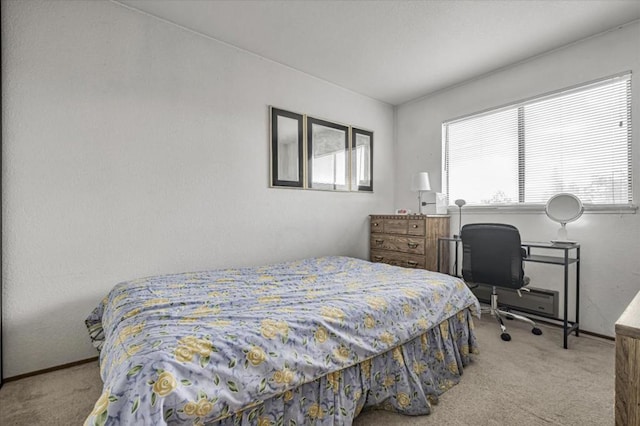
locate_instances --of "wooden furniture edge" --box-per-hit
[369,214,450,218]
[615,290,640,339]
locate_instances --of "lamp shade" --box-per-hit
[411,172,431,191]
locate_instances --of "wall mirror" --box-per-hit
[270,107,304,187]
[545,193,584,241]
[307,117,349,191]
[351,128,373,191]
[269,106,373,192]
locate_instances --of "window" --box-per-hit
[443,73,632,206]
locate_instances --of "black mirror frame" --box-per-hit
[270,107,304,188]
[306,116,350,191]
[351,127,374,192]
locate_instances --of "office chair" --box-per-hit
[461,223,543,342]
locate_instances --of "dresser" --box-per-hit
[369,214,450,272]
[615,290,640,426]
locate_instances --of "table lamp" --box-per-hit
[411,172,431,215]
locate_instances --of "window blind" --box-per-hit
[443,73,632,206]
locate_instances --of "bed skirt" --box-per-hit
[215,308,478,425]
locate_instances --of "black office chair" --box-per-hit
[461,223,543,341]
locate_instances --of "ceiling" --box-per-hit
[119,0,640,106]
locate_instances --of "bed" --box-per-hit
[85,256,480,425]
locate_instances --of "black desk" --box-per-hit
[437,237,580,349]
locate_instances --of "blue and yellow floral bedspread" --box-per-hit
[85,256,480,425]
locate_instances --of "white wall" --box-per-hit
[1,0,395,377]
[396,21,640,338]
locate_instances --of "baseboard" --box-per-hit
[3,356,99,383]
[533,318,615,341]
[576,329,615,341]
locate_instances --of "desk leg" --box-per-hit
[454,242,459,277]
[563,250,569,349]
[575,247,580,337]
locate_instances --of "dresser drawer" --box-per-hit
[407,219,425,236]
[370,217,384,233]
[370,235,425,255]
[370,216,424,236]
[370,250,426,269]
[384,218,408,235]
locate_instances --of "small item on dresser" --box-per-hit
[394,208,411,215]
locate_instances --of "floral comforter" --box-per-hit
[85,256,480,425]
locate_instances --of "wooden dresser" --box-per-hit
[369,214,450,272]
[615,290,640,426]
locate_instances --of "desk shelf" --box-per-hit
[525,255,579,265]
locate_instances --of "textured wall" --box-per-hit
[396,21,640,338]
[1,0,395,377]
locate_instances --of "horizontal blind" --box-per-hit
[443,73,632,206]
[524,76,631,204]
[446,108,519,204]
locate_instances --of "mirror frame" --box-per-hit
[270,107,304,188]
[351,127,373,192]
[545,193,584,224]
[306,116,350,191]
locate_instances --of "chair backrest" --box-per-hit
[461,223,526,289]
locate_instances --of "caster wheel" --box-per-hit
[500,333,511,341]
[532,327,543,335]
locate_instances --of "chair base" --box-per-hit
[485,289,543,341]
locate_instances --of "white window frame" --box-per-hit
[442,72,636,214]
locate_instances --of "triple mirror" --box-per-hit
[270,107,373,192]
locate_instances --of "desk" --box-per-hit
[437,237,580,349]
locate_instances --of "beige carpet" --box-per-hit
[0,314,614,425]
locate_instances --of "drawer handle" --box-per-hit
[407,243,419,249]
[373,256,383,261]
[373,223,380,227]
[412,224,418,228]
[375,239,384,244]
[407,261,418,267]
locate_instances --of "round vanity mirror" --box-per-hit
[545,193,584,224]
[545,193,583,242]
